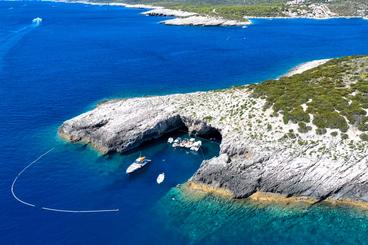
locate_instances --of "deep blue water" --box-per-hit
[1,1,368,244]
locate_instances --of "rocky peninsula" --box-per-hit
[59,56,368,206]
[142,7,251,26]
[53,1,251,26]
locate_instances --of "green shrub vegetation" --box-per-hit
[360,133,368,141]
[341,133,349,140]
[250,56,368,133]
[203,115,213,122]
[168,4,285,20]
[330,131,338,137]
[91,0,368,19]
[298,122,312,133]
[316,128,327,135]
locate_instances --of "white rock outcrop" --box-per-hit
[163,16,251,27]
[142,8,197,18]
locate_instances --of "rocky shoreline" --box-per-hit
[184,181,368,209]
[59,56,368,207]
[49,0,251,27]
[142,7,251,26]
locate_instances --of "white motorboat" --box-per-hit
[167,137,174,144]
[126,156,151,174]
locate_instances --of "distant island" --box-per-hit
[59,55,368,208]
[55,0,368,26]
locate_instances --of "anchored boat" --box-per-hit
[126,156,151,174]
[156,173,165,184]
[168,137,202,152]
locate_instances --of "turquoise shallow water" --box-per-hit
[156,188,368,245]
[1,1,368,244]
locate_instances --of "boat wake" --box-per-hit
[0,18,42,72]
[10,147,119,214]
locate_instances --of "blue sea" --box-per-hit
[1,1,368,244]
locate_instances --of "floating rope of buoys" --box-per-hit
[41,207,119,213]
[10,147,119,214]
[11,148,55,208]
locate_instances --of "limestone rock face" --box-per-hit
[192,143,368,201]
[58,95,218,154]
[59,98,184,154]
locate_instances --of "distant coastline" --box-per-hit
[45,0,251,27]
[44,0,368,27]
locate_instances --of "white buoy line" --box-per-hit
[10,147,119,213]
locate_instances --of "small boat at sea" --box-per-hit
[32,17,42,25]
[156,173,165,184]
[126,156,151,174]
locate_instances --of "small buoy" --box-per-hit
[156,173,165,184]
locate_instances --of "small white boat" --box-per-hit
[126,156,151,174]
[169,137,202,152]
[156,173,165,184]
[32,17,42,26]
[167,137,174,144]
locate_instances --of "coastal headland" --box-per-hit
[51,0,252,26]
[52,0,368,27]
[59,56,368,208]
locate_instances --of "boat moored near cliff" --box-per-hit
[169,137,202,152]
[126,156,152,174]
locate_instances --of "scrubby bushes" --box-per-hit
[360,133,368,141]
[313,112,349,132]
[341,133,349,140]
[251,56,368,134]
[169,4,285,20]
[316,128,327,135]
[298,122,312,133]
[358,116,368,131]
